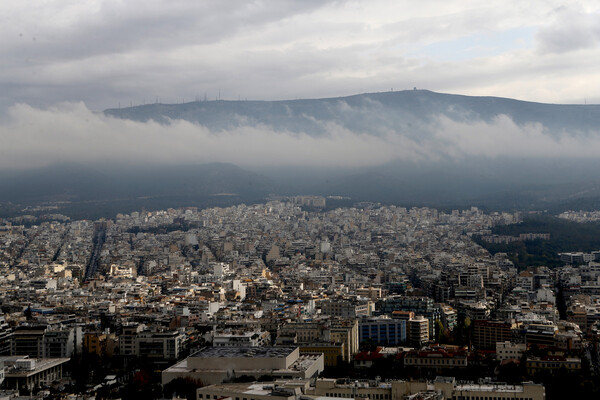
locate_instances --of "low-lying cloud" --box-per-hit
[1,102,600,170]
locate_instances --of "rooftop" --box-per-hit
[1,356,70,378]
[192,346,297,359]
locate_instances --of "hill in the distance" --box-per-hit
[4,90,600,219]
[105,90,600,136]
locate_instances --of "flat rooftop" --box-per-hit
[455,384,525,393]
[1,357,70,378]
[192,346,297,359]
[201,383,291,396]
[163,352,321,375]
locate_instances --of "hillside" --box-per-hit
[105,90,600,136]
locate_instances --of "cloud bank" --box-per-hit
[2,102,600,170]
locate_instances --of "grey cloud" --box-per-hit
[535,6,600,54]
[1,1,329,62]
[2,0,600,113]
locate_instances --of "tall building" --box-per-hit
[43,328,76,358]
[330,319,359,362]
[408,316,429,347]
[377,296,440,339]
[136,330,187,360]
[359,317,407,346]
[11,326,46,358]
[0,315,12,355]
[472,320,513,350]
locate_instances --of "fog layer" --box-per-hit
[2,98,600,170]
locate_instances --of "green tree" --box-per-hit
[163,377,204,400]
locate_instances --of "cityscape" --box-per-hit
[4,1,600,399]
[0,196,599,398]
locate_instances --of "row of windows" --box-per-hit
[325,392,390,399]
[453,396,534,400]
[528,362,580,368]
[198,394,259,400]
[361,325,405,332]
[405,358,466,366]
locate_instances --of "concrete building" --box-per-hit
[408,316,429,347]
[472,320,513,350]
[310,377,545,400]
[213,330,270,347]
[83,331,117,357]
[526,355,581,375]
[321,299,372,318]
[1,356,69,393]
[11,326,46,358]
[523,323,557,347]
[0,316,12,356]
[118,324,145,356]
[298,343,344,367]
[330,319,359,362]
[403,348,468,370]
[438,305,457,331]
[43,327,80,358]
[162,347,323,386]
[496,341,526,361]
[197,382,305,400]
[377,296,440,339]
[136,330,187,360]
[359,317,407,346]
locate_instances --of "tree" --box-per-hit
[24,305,32,320]
[360,338,377,352]
[163,377,204,400]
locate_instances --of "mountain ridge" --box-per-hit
[104,89,600,136]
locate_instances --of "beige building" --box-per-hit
[496,341,526,361]
[276,319,358,363]
[198,382,306,400]
[299,343,345,367]
[321,299,372,318]
[408,316,429,347]
[278,322,323,344]
[330,319,359,362]
[403,348,467,369]
[311,377,545,400]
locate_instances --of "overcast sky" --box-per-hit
[3,0,600,111]
[2,1,600,171]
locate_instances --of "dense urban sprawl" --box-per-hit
[0,198,598,399]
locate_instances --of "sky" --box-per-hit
[2,0,600,170]
[3,0,600,111]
